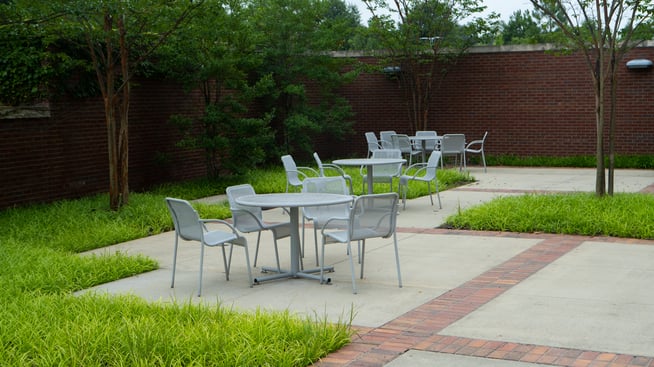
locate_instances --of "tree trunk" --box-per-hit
[118,15,130,205]
[106,99,120,210]
[607,52,618,195]
[595,58,606,197]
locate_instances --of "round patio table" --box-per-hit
[235,192,353,284]
[333,158,406,194]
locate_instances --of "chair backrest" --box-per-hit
[479,131,488,146]
[365,132,380,153]
[302,176,349,195]
[423,151,442,180]
[440,134,466,154]
[281,155,302,186]
[371,149,403,177]
[415,130,438,150]
[165,198,203,241]
[313,152,327,176]
[380,139,394,149]
[225,184,263,231]
[391,134,413,154]
[379,130,396,149]
[349,193,399,241]
[302,176,351,220]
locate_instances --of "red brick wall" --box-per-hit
[326,44,654,159]
[0,79,207,208]
[1,44,653,208]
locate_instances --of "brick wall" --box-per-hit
[326,43,654,159]
[1,44,653,209]
[0,79,207,208]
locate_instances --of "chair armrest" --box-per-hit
[322,163,349,177]
[403,162,426,173]
[200,219,239,234]
[465,139,483,149]
[320,216,350,233]
[229,208,267,227]
[297,166,319,177]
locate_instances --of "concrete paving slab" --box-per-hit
[385,350,551,367]
[464,167,653,193]
[441,241,654,357]
[82,231,538,327]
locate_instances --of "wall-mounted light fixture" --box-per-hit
[626,59,653,70]
[383,66,401,74]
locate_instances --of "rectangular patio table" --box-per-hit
[235,192,353,284]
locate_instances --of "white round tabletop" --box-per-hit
[235,193,353,208]
[332,158,406,166]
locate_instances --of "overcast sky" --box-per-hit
[349,0,534,23]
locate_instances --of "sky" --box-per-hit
[349,0,534,23]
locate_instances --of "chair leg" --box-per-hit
[392,233,402,288]
[171,235,179,288]
[301,217,306,258]
[436,180,442,209]
[253,232,262,267]
[312,227,320,266]
[320,237,327,284]
[272,237,281,272]
[359,240,366,280]
[400,182,407,210]
[242,243,253,287]
[198,243,205,297]
[427,181,433,206]
[222,245,230,281]
[347,241,358,294]
[232,237,253,287]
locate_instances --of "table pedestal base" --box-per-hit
[254,265,334,284]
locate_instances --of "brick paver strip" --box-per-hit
[314,230,654,367]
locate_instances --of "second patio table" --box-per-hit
[235,192,353,284]
[409,135,442,163]
[333,158,406,194]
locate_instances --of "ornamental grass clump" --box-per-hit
[446,192,654,239]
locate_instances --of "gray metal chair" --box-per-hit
[301,176,353,266]
[399,150,442,210]
[365,132,382,158]
[392,133,421,167]
[360,149,403,193]
[313,152,353,193]
[165,197,253,297]
[319,193,402,294]
[465,131,488,172]
[281,154,319,192]
[226,184,291,270]
[379,130,396,149]
[440,134,466,170]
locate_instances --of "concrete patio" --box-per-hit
[80,167,654,366]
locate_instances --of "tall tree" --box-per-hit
[528,0,654,196]
[362,0,499,133]
[155,0,275,177]
[248,0,359,158]
[500,8,567,44]
[8,0,203,210]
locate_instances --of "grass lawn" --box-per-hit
[445,192,654,239]
[0,167,471,366]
